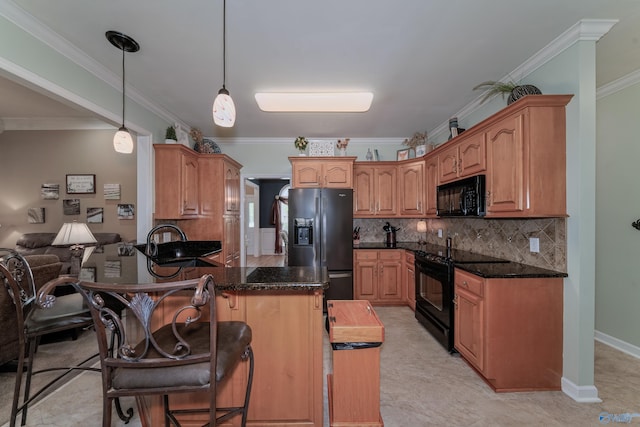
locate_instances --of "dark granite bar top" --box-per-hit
[354,241,567,279]
[84,244,328,291]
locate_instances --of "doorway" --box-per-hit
[241,175,290,267]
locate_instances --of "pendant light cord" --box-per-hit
[222,0,227,90]
[121,46,126,126]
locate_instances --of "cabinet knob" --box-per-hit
[453,295,458,307]
[462,281,469,287]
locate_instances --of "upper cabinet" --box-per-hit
[353,163,397,217]
[398,159,425,217]
[424,155,439,217]
[438,133,486,184]
[223,159,241,214]
[154,144,200,219]
[290,157,356,188]
[484,95,572,217]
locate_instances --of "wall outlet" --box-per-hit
[438,229,443,238]
[529,237,540,253]
[162,232,172,242]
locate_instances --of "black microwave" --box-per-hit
[436,175,486,217]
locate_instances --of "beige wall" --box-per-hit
[0,129,137,248]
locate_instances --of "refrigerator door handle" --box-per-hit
[321,194,327,266]
[329,272,352,279]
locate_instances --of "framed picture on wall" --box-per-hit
[66,174,96,194]
[87,207,104,223]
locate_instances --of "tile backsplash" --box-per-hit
[353,217,566,272]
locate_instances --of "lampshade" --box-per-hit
[213,0,235,127]
[213,87,236,127]
[417,220,427,233]
[113,126,134,153]
[52,222,97,247]
[106,31,139,153]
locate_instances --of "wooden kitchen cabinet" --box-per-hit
[404,250,416,310]
[289,156,356,188]
[354,249,404,304]
[353,163,397,217]
[178,154,243,267]
[424,155,439,217]
[154,144,200,219]
[484,95,572,217]
[398,159,425,217]
[438,133,486,184]
[453,268,563,392]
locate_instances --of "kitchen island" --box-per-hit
[83,244,328,427]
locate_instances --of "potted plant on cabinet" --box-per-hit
[473,80,541,105]
[165,126,177,144]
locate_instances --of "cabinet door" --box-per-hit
[438,145,459,184]
[292,161,323,188]
[458,134,486,178]
[224,161,241,214]
[353,166,375,216]
[354,260,377,300]
[181,152,200,216]
[323,161,353,188]
[404,252,416,311]
[454,286,484,371]
[486,113,525,214]
[399,161,425,216]
[424,155,438,217]
[378,251,403,302]
[223,215,240,267]
[374,166,397,216]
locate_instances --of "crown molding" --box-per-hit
[0,1,188,131]
[210,137,405,145]
[2,117,115,131]
[597,68,640,99]
[431,19,619,138]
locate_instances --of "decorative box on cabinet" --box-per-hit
[453,268,563,392]
[353,163,397,217]
[290,156,356,188]
[354,249,404,304]
[153,144,200,219]
[327,300,384,427]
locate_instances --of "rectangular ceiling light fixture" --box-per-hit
[254,92,373,112]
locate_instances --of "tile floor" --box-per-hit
[2,306,639,427]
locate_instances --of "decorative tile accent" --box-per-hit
[353,217,567,272]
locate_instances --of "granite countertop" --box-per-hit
[83,244,329,291]
[354,241,567,279]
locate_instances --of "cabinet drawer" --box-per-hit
[404,251,415,264]
[355,250,378,261]
[455,269,484,297]
[379,250,402,261]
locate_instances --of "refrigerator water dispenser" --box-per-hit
[294,218,313,245]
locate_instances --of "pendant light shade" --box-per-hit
[106,31,140,153]
[213,0,235,127]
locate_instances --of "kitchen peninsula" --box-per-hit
[83,243,328,427]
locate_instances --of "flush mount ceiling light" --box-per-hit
[254,92,374,112]
[213,0,236,127]
[106,30,139,154]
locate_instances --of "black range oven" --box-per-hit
[414,243,508,353]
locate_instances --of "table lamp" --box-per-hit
[52,221,97,275]
[417,220,427,245]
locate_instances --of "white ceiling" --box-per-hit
[1,0,640,140]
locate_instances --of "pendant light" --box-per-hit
[106,31,140,153]
[213,0,236,127]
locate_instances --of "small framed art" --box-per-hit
[66,174,96,194]
[397,148,410,161]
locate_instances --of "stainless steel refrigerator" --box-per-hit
[288,188,353,307]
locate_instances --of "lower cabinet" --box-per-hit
[354,249,404,305]
[139,290,324,426]
[453,268,563,392]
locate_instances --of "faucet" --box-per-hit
[145,224,187,257]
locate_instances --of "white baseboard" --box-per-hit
[594,330,640,359]
[561,377,601,403]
